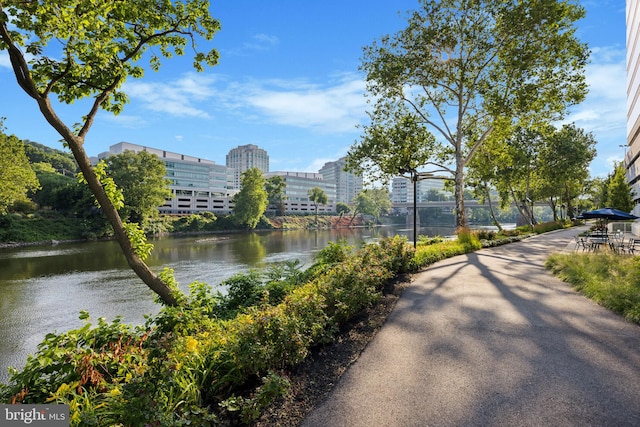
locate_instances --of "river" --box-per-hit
[0,225,457,382]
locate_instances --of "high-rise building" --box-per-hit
[627,0,640,217]
[96,142,235,214]
[318,157,363,204]
[226,144,269,189]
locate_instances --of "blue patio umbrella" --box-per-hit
[579,207,638,221]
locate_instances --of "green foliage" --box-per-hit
[0,126,40,214]
[265,175,287,216]
[123,222,154,261]
[24,141,77,174]
[546,252,640,324]
[606,163,635,213]
[336,202,351,216]
[104,150,173,225]
[456,227,482,250]
[356,0,588,227]
[233,168,269,229]
[1,236,418,424]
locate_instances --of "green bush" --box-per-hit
[1,236,417,425]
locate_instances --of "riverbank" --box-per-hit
[0,213,367,248]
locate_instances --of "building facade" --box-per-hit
[318,157,363,204]
[391,176,448,205]
[265,171,337,213]
[627,0,640,217]
[96,142,235,214]
[226,144,269,189]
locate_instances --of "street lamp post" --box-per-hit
[411,171,434,248]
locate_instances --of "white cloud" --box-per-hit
[241,77,367,133]
[565,46,626,137]
[123,73,217,118]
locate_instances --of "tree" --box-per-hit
[0,125,40,214]
[357,0,588,228]
[537,124,596,220]
[607,164,635,213]
[104,151,172,225]
[233,168,268,229]
[367,188,392,223]
[336,202,351,218]
[0,1,220,305]
[308,187,328,226]
[265,175,287,216]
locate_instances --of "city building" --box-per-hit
[318,157,363,203]
[265,171,337,213]
[391,176,448,205]
[226,144,269,189]
[95,142,235,214]
[627,0,640,217]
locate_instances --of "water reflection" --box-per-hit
[0,225,454,382]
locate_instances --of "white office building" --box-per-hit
[96,142,235,214]
[265,171,337,213]
[391,176,447,205]
[318,157,363,204]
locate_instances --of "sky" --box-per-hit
[0,0,628,178]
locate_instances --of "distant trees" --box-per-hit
[265,175,287,216]
[0,125,40,214]
[24,141,77,175]
[606,164,635,213]
[233,168,268,229]
[104,151,172,225]
[352,189,392,224]
[308,187,328,226]
[355,0,589,228]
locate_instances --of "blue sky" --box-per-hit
[0,0,627,178]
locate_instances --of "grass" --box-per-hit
[546,251,640,324]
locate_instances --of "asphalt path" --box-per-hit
[302,227,640,427]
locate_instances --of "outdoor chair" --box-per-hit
[610,233,625,254]
[627,239,640,255]
[574,235,589,252]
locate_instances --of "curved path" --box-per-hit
[302,227,640,426]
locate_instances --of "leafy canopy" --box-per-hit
[233,168,268,229]
[0,123,40,214]
[0,0,220,116]
[352,0,589,227]
[104,150,173,225]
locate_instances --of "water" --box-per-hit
[0,225,456,382]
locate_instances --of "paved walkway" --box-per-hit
[302,227,640,427]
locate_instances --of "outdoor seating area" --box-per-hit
[575,230,640,254]
[573,207,640,254]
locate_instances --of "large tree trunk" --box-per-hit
[37,100,180,306]
[484,184,503,232]
[455,157,467,229]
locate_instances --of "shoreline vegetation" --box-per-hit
[0,212,370,248]
[3,220,638,426]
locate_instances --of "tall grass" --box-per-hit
[546,252,640,324]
